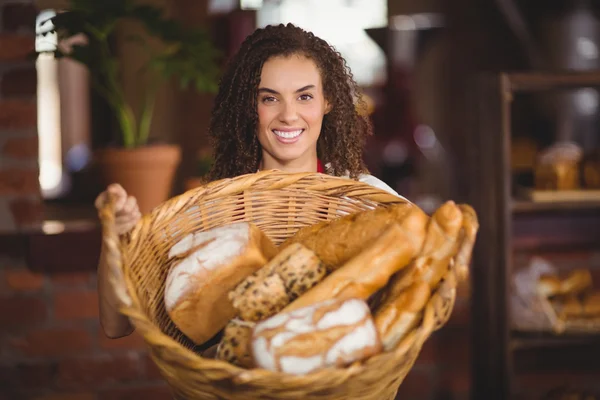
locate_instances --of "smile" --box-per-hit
[273,129,304,139]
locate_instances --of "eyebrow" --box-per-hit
[258,85,316,95]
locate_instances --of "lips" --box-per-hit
[272,129,304,143]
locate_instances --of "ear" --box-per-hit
[324,101,332,114]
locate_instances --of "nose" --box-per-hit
[278,100,299,123]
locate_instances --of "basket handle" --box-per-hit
[98,191,133,308]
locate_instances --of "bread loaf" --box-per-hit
[216,318,255,368]
[372,201,465,350]
[374,281,430,351]
[229,243,327,322]
[279,203,426,270]
[583,291,600,316]
[282,222,424,313]
[537,269,592,298]
[164,222,278,344]
[251,298,382,375]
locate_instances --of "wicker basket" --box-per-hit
[99,170,476,400]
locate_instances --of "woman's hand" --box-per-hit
[94,184,141,235]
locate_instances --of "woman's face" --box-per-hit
[256,54,330,169]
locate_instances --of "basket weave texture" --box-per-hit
[99,170,477,400]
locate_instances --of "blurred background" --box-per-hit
[1,0,600,399]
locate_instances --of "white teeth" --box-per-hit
[273,129,303,139]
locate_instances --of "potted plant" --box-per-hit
[46,0,220,213]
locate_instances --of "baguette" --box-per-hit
[374,281,431,351]
[279,203,426,270]
[282,221,425,313]
[373,201,464,350]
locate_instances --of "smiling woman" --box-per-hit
[95,22,404,340]
[256,54,331,173]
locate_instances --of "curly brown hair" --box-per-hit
[206,23,372,182]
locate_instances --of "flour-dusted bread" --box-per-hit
[216,318,255,368]
[251,298,382,375]
[279,203,427,271]
[229,243,327,322]
[164,222,278,345]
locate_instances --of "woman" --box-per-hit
[96,23,404,339]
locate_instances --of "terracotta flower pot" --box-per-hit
[95,144,182,214]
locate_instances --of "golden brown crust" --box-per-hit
[374,281,430,351]
[167,223,277,345]
[279,203,423,270]
[282,221,425,313]
[216,319,255,368]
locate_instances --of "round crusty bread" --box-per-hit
[164,222,278,345]
[251,298,382,375]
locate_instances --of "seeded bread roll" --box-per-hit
[229,243,327,322]
[164,222,278,345]
[251,298,382,375]
[279,203,426,270]
[216,318,255,368]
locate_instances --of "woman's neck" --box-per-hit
[259,153,318,173]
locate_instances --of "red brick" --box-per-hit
[0,168,39,195]
[3,269,44,291]
[32,394,96,400]
[0,296,47,329]
[393,367,434,399]
[0,67,37,97]
[9,197,44,227]
[54,290,99,320]
[0,99,36,129]
[0,34,34,61]
[50,272,92,287]
[2,136,38,159]
[98,327,147,351]
[2,4,37,32]
[9,327,92,357]
[0,362,55,389]
[56,353,141,389]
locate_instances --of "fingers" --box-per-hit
[107,184,128,211]
[118,196,139,218]
[94,184,129,212]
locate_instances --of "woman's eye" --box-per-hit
[298,94,313,101]
[262,96,277,103]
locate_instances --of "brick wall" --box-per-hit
[0,258,173,400]
[0,1,44,232]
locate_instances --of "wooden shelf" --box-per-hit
[512,199,600,213]
[468,71,600,399]
[507,71,600,92]
[510,331,600,351]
